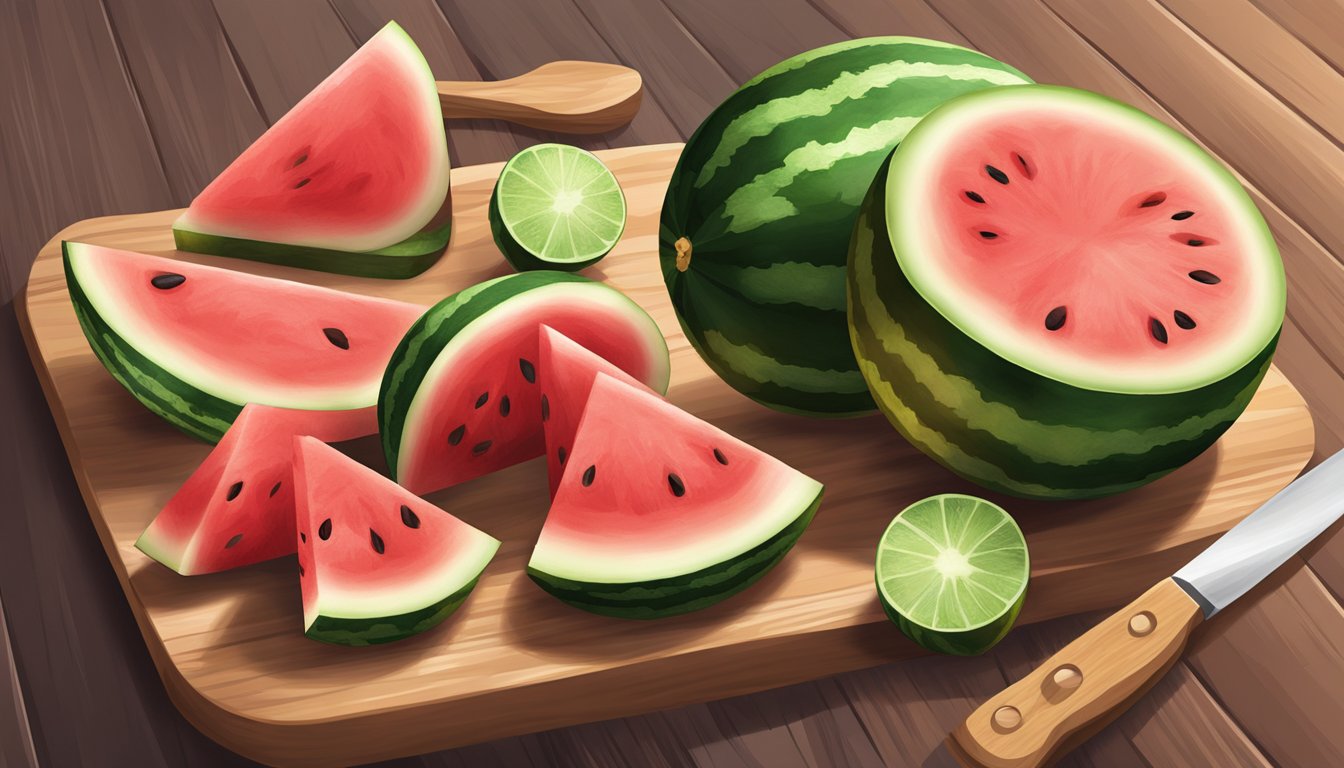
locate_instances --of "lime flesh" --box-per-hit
[876,494,1029,655]
[491,143,626,271]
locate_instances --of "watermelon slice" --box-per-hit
[65,242,425,442]
[173,22,451,278]
[380,272,670,495]
[528,374,823,618]
[135,404,372,575]
[295,437,499,646]
[537,325,650,496]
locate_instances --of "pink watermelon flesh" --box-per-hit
[396,300,668,495]
[294,437,499,645]
[537,325,649,497]
[71,243,425,412]
[136,404,373,575]
[174,23,448,253]
[530,373,823,588]
[928,106,1257,373]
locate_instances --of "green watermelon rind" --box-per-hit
[172,219,451,280]
[488,187,609,274]
[305,574,483,647]
[64,242,239,442]
[379,271,670,481]
[877,572,1026,657]
[659,36,1033,418]
[527,490,821,619]
[847,154,1279,500]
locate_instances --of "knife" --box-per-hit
[947,449,1344,768]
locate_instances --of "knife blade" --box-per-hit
[947,450,1344,768]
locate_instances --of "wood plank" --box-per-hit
[101,0,268,202]
[657,0,849,84]
[435,0,680,147]
[705,680,885,767]
[1249,0,1344,76]
[1187,562,1344,767]
[1158,0,1344,145]
[329,0,522,166]
[0,597,38,768]
[17,144,1314,766]
[808,0,964,43]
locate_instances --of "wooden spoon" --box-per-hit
[437,61,642,134]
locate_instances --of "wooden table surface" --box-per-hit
[2,1,1342,766]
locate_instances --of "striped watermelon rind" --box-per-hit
[660,37,1032,417]
[528,491,821,619]
[848,153,1279,500]
[306,574,482,646]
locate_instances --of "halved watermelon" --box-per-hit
[295,437,499,646]
[528,374,823,618]
[173,22,451,278]
[537,325,650,496]
[65,242,425,442]
[136,404,372,575]
[380,272,670,495]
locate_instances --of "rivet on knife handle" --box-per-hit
[947,579,1203,768]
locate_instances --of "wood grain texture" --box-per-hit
[949,579,1204,768]
[435,61,643,133]
[0,598,38,768]
[17,145,1313,766]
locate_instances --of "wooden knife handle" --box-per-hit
[947,578,1203,768]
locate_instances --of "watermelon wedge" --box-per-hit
[295,437,499,646]
[537,325,650,496]
[173,22,451,278]
[135,404,372,575]
[380,272,670,495]
[529,374,823,618]
[65,242,425,442]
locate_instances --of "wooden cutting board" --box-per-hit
[17,143,1315,768]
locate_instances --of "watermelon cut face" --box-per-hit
[173,22,451,278]
[661,37,1031,417]
[529,374,823,618]
[848,85,1285,499]
[537,325,649,496]
[295,437,499,646]
[380,272,670,495]
[65,242,425,442]
[136,404,372,575]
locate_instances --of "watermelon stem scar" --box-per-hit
[674,237,692,272]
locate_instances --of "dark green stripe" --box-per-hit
[306,575,480,646]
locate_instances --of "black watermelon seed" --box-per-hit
[1186,238,1205,247]
[965,190,985,204]
[299,563,305,577]
[541,394,550,422]
[318,519,332,541]
[370,529,385,555]
[1139,192,1166,208]
[1172,210,1194,220]
[582,465,596,487]
[300,532,306,543]
[475,392,489,409]
[499,395,511,417]
[1150,317,1169,344]
[668,473,686,497]
[150,273,186,290]
[323,327,349,349]
[520,358,536,383]
[269,481,282,497]
[1189,270,1221,284]
[293,153,308,166]
[295,177,311,189]
[1015,153,1033,178]
[472,440,492,456]
[226,481,243,501]
[979,231,998,240]
[714,448,729,465]
[448,424,466,446]
[1045,306,1068,331]
[225,533,243,549]
[1174,310,1197,330]
[986,165,1009,184]
[558,446,567,465]
[401,504,420,529]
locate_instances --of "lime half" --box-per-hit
[876,494,1029,656]
[489,143,626,272]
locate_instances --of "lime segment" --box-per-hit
[875,494,1029,655]
[490,144,626,272]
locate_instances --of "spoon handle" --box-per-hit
[437,61,642,134]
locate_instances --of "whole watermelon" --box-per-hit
[660,38,1031,417]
